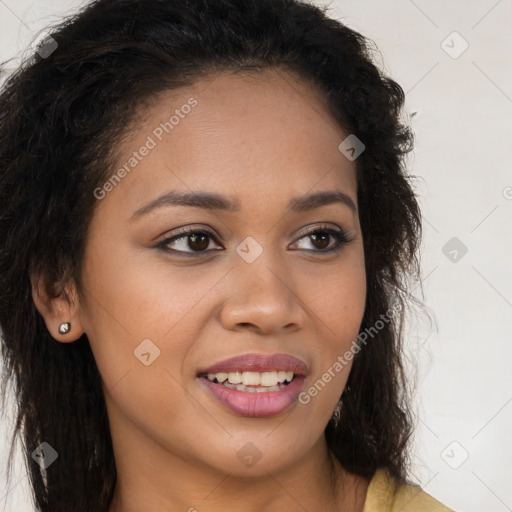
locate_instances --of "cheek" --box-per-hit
[79,242,219,343]
[304,247,366,346]
[78,248,237,424]
[79,260,214,450]
[296,248,366,411]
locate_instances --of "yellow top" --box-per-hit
[362,468,455,512]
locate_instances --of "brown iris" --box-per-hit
[310,232,330,250]
[188,233,210,251]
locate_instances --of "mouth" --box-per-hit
[197,353,308,418]
[198,369,297,393]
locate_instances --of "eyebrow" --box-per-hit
[130,189,356,220]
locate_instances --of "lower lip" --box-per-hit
[199,376,306,418]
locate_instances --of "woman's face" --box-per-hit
[77,69,366,477]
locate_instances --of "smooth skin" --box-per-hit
[32,68,369,511]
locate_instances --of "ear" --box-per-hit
[31,273,85,343]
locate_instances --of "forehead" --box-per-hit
[96,68,357,217]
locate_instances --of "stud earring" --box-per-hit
[58,322,71,335]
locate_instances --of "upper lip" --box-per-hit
[198,353,309,376]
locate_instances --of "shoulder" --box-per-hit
[362,467,456,512]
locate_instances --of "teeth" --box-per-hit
[242,371,260,386]
[227,372,242,384]
[277,371,287,382]
[207,372,228,383]
[260,372,278,386]
[205,370,295,387]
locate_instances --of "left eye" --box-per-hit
[291,227,350,252]
[158,226,350,256]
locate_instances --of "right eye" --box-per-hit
[157,227,224,256]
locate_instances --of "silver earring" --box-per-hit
[58,322,71,334]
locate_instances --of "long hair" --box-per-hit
[0,1,422,510]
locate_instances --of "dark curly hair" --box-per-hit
[0,0,422,510]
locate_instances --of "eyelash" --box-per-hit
[156,224,352,257]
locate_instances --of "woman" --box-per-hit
[0,0,455,510]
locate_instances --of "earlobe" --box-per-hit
[30,273,85,342]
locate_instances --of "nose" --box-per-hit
[217,250,306,335]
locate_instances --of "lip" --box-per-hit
[197,353,309,376]
[199,374,306,418]
[197,353,309,418]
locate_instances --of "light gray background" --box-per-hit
[0,1,511,511]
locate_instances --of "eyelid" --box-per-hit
[154,224,219,242]
[293,222,344,240]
